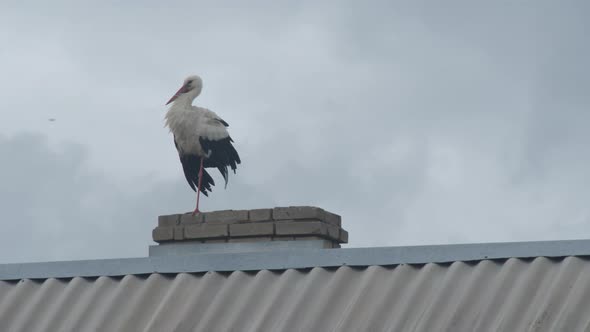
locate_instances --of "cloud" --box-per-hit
[0,132,283,263]
[0,1,589,262]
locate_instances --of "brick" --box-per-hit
[152,227,174,242]
[248,208,273,222]
[323,211,342,226]
[274,218,314,223]
[339,229,349,243]
[275,221,328,236]
[173,226,184,240]
[273,206,324,221]
[273,206,341,226]
[204,210,249,224]
[326,225,341,241]
[229,236,273,243]
[185,224,228,239]
[230,223,274,237]
[158,214,180,227]
[180,213,204,225]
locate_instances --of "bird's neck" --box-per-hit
[172,93,196,108]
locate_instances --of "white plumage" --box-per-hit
[164,75,241,214]
[165,106,229,155]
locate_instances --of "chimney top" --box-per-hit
[150,206,348,256]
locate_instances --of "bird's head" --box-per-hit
[166,75,203,105]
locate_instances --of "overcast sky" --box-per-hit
[0,1,588,263]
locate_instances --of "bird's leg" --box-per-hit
[192,157,205,216]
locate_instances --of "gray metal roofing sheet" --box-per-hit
[3,240,590,331]
[3,239,590,280]
[1,257,590,331]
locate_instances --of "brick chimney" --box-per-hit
[150,206,348,256]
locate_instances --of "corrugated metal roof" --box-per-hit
[2,256,590,331]
[4,239,590,280]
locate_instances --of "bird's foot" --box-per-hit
[192,208,201,216]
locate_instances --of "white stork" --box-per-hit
[164,75,241,215]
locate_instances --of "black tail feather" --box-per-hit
[179,154,215,196]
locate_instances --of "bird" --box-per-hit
[164,75,241,215]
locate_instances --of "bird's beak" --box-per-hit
[165,83,190,105]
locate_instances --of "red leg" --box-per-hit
[192,158,205,216]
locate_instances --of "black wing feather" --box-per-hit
[200,136,241,188]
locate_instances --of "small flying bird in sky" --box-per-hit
[164,75,241,215]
